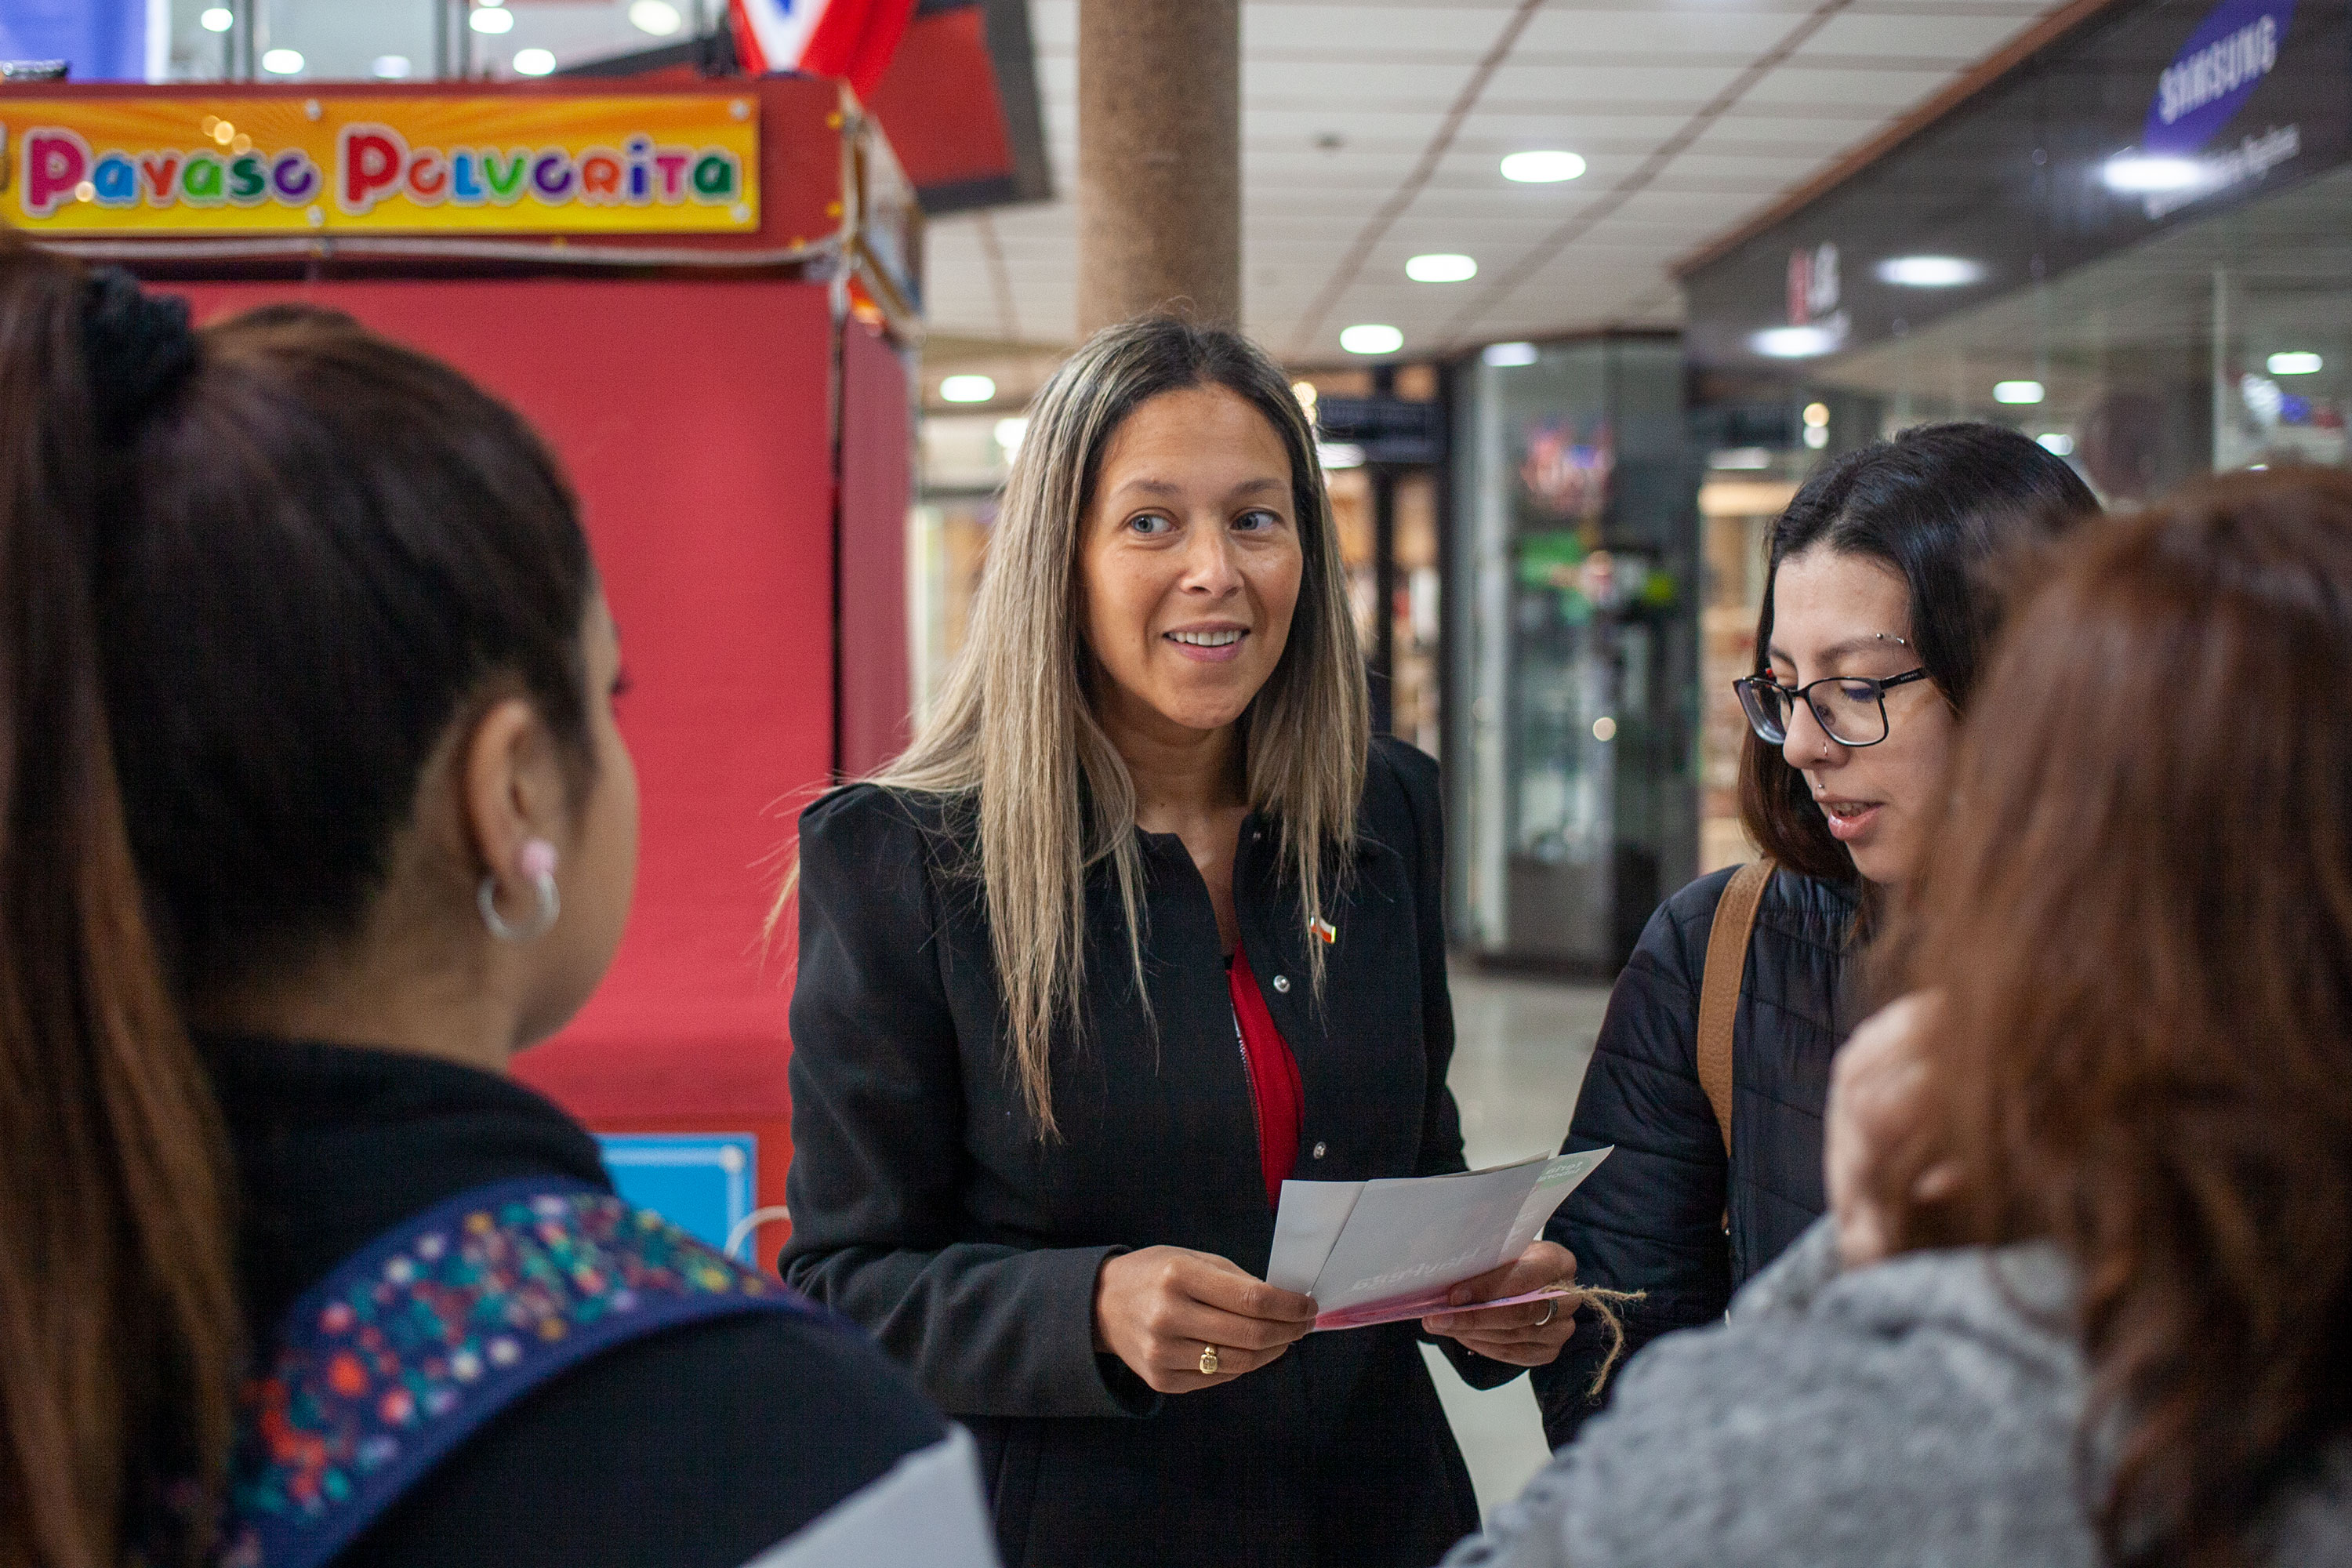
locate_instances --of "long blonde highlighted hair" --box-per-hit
[877,317,1368,1136]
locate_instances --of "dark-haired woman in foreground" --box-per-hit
[0,240,993,1567]
[1452,470,2352,1566]
[1537,424,2096,1442]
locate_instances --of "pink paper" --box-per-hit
[1312,1283,1578,1333]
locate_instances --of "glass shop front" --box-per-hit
[1446,336,1700,970]
[1682,0,2352,869]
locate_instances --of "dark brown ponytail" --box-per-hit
[0,238,238,1566]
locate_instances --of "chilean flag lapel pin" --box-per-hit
[1309,916,1338,946]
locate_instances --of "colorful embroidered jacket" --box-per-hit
[221,1178,818,1568]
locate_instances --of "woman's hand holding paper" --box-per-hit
[1419,1240,1581,1366]
[1093,1245,1319,1393]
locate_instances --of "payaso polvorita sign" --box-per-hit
[0,95,760,235]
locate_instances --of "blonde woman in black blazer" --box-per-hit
[781,318,1577,1568]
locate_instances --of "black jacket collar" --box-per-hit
[201,1035,609,1335]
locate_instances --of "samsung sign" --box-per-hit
[2147,0,2294,152]
[1681,0,2350,373]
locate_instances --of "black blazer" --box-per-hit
[1532,864,1860,1447]
[781,738,1512,1568]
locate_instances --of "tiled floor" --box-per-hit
[1417,963,1611,1520]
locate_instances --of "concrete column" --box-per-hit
[1076,0,1241,334]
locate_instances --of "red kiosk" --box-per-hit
[2,76,922,1264]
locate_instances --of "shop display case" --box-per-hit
[1447,336,1699,970]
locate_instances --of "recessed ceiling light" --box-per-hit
[1340,324,1403,355]
[1994,380,2045,405]
[372,54,412,78]
[1406,252,1477,283]
[260,48,303,73]
[1501,150,1585,183]
[199,6,233,31]
[2037,433,2075,455]
[630,0,684,35]
[1482,342,1538,367]
[2102,153,2201,192]
[939,375,996,404]
[1317,442,1366,470]
[470,6,514,32]
[1802,402,1829,427]
[513,48,556,74]
[2268,351,2323,375]
[1750,325,1840,359]
[1875,256,1985,288]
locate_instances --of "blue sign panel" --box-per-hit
[597,1134,757,1257]
[2146,0,2296,155]
[0,0,153,82]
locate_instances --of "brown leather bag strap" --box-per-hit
[1695,860,1774,1158]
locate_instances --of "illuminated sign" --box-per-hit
[0,94,760,235]
[2147,0,2294,154]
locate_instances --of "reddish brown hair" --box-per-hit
[0,247,238,1563]
[1884,470,2352,1566]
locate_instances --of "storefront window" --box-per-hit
[1682,0,2352,875]
[1449,336,1697,967]
[1325,465,1443,760]
[1820,161,2351,502]
[152,0,703,83]
[910,412,1008,724]
[1691,161,2352,871]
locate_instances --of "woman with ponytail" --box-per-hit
[0,237,996,1568]
[0,233,239,1568]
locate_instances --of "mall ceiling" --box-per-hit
[921,0,2085,368]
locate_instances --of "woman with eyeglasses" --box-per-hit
[1449,466,2352,1568]
[1532,423,2097,1446]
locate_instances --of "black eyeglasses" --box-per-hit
[1733,668,1931,748]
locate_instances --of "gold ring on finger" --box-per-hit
[1199,1343,1221,1376]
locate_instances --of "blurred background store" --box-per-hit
[11,0,2347,1514]
[16,0,2338,971]
[898,0,2352,971]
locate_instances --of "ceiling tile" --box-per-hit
[918,0,2081,356]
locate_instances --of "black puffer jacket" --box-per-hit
[1532,864,1861,1446]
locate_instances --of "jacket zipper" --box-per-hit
[1231,1004,1265,1154]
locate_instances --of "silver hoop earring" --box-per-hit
[478,850,560,942]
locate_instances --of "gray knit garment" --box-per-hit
[1445,1219,2352,1568]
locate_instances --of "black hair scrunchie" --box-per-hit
[81,267,198,442]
